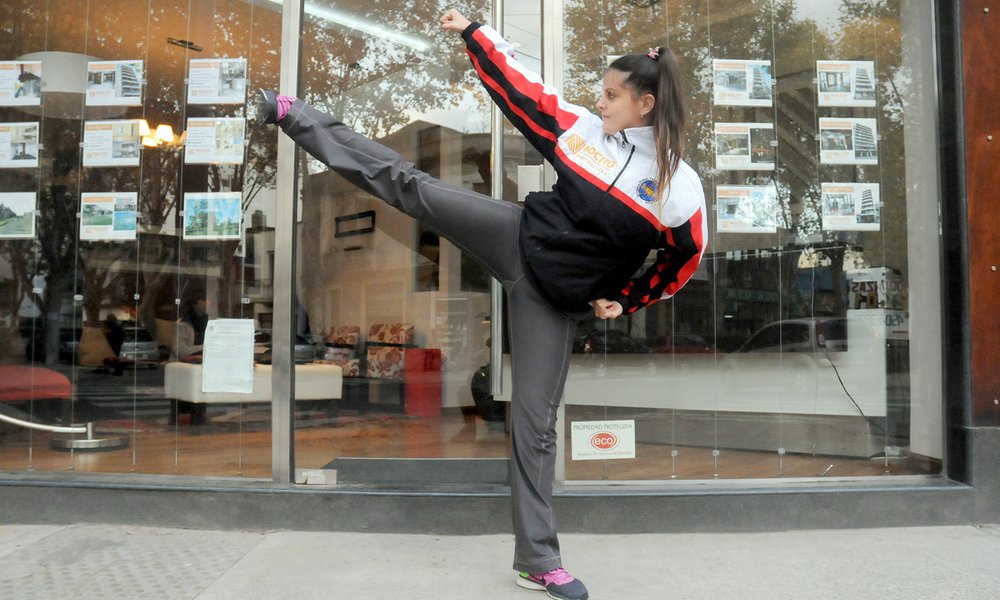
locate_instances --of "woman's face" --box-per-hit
[596,69,654,136]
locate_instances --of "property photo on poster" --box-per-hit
[819,118,878,165]
[80,192,138,240]
[715,123,775,170]
[0,122,39,168]
[0,192,36,238]
[713,59,773,106]
[86,60,143,106]
[183,192,242,240]
[0,61,41,106]
[187,58,247,104]
[817,60,877,107]
[83,120,142,167]
[716,185,778,233]
[184,118,245,164]
[821,183,880,231]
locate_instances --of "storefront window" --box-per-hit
[556,0,943,480]
[0,0,281,476]
[291,0,516,483]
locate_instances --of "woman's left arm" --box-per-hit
[441,10,591,162]
[614,207,707,316]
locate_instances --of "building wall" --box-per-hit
[964,2,1000,426]
[962,0,1000,523]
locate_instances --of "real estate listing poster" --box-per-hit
[716,185,778,233]
[714,123,775,170]
[0,192,36,239]
[0,122,40,168]
[816,60,877,107]
[819,118,879,165]
[821,183,880,231]
[86,60,144,106]
[713,59,773,107]
[187,58,247,104]
[80,192,138,241]
[183,192,242,240]
[83,120,142,167]
[184,118,245,164]
[0,61,42,106]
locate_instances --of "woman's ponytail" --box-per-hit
[652,47,685,197]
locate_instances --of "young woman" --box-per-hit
[256,9,706,599]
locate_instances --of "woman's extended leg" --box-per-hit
[279,100,522,282]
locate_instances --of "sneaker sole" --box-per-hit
[253,88,278,127]
[516,572,588,600]
[515,574,546,592]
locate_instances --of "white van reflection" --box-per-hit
[716,313,894,443]
[736,318,848,354]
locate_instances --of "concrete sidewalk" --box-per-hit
[1,524,998,599]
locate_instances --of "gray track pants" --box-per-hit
[281,101,582,573]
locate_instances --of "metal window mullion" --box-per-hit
[488,0,506,398]
[541,0,566,485]
[272,0,304,484]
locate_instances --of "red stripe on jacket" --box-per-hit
[467,50,557,142]
[663,207,705,297]
[468,28,580,136]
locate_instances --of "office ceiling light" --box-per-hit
[154,124,175,144]
[142,123,180,147]
[268,1,431,52]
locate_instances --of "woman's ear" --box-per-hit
[640,93,655,117]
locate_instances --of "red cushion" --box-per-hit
[0,365,72,402]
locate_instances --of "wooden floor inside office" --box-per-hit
[0,408,932,481]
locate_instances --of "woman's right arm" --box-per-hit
[440,9,592,162]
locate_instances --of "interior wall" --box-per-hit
[298,124,490,409]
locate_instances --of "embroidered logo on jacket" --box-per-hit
[564,134,617,170]
[566,134,587,154]
[636,179,658,203]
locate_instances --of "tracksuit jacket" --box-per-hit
[463,22,708,315]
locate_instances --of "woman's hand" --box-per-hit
[590,299,623,320]
[439,9,471,33]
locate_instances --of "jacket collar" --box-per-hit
[611,125,655,148]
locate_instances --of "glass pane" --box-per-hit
[0,0,281,477]
[292,0,514,485]
[560,0,941,481]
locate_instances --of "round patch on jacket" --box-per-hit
[636,179,657,203]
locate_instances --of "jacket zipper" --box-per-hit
[606,144,636,193]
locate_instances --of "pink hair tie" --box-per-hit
[647,48,660,60]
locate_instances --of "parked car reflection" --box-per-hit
[119,327,161,363]
[650,333,714,354]
[737,318,848,353]
[573,326,652,354]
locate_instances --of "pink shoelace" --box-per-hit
[276,95,295,121]
[538,568,575,585]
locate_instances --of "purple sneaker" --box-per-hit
[253,88,279,126]
[516,568,589,600]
